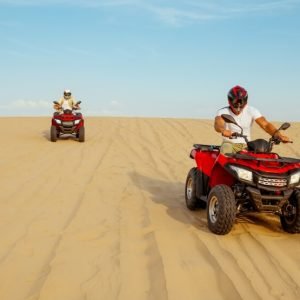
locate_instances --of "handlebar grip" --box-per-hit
[231,132,242,139]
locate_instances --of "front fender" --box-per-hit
[209,162,236,189]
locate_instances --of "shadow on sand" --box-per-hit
[42,130,50,141]
[236,213,283,233]
[129,171,210,233]
[129,172,283,234]
[42,130,79,143]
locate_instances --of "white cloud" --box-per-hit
[145,5,218,26]
[0,99,52,115]
[0,0,298,26]
[0,99,50,109]
[110,100,121,108]
[1,0,298,11]
[102,100,124,115]
[143,0,300,25]
[85,100,125,116]
[0,0,138,6]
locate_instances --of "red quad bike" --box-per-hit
[185,114,300,235]
[50,101,85,142]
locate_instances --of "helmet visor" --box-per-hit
[64,93,71,99]
[231,98,247,108]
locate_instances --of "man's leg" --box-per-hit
[232,143,247,153]
[220,142,234,154]
[220,142,246,154]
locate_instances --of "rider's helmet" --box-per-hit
[63,89,72,100]
[227,85,248,114]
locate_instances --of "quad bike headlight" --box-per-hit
[230,166,253,182]
[289,171,300,185]
[55,119,62,124]
[74,119,81,125]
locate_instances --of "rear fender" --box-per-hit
[193,150,218,197]
[194,150,218,177]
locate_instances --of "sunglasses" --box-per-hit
[64,93,71,96]
[232,98,247,108]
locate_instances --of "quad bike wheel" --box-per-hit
[207,185,236,235]
[50,126,57,142]
[185,168,205,210]
[78,126,85,143]
[280,190,300,233]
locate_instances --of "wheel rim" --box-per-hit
[186,178,193,200]
[285,215,296,225]
[283,205,297,225]
[209,195,219,223]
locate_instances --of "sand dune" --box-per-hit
[0,116,300,300]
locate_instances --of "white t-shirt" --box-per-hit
[62,99,72,111]
[217,105,262,143]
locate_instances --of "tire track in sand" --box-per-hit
[25,122,120,300]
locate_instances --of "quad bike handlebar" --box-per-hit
[221,114,292,153]
[53,100,82,113]
[230,132,248,140]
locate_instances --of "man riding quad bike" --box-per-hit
[185,114,300,235]
[50,100,85,142]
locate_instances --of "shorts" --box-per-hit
[220,142,247,154]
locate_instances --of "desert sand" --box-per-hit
[0,116,300,300]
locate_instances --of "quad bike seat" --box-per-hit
[193,144,220,151]
[247,139,270,153]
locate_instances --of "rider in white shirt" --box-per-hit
[214,85,290,154]
[61,98,73,111]
[53,89,80,114]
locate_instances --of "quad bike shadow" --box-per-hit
[42,130,50,141]
[129,172,281,234]
[43,130,83,142]
[235,213,283,233]
[129,172,210,232]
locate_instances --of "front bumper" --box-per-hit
[246,186,293,212]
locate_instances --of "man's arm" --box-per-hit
[70,98,79,109]
[53,98,62,110]
[214,116,232,138]
[255,116,290,142]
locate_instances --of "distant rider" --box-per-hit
[53,89,80,114]
[214,85,290,154]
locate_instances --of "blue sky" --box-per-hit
[0,0,299,120]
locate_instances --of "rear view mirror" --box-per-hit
[279,122,290,131]
[221,113,243,135]
[221,114,237,125]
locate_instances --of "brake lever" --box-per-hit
[230,132,239,139]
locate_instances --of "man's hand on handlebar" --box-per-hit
[221,129,233,138]
[274,132,292,143]
[53,104,61,110]
[222,130,246,140]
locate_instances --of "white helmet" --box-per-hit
[63,89,72,99]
